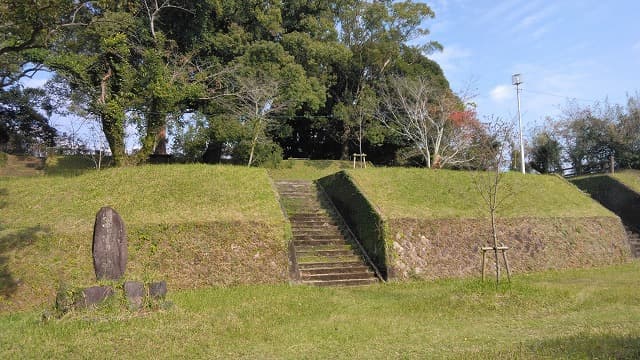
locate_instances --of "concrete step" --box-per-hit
[294,239,346,247]
[302,278,378,287]
[291,219,337,224]
[296,248,356,257]
[292,225,341,232]
[301,272,375,281]
[299,265,371,275]
[298,260,365,269]
[297,255,363,264]
[295,244,353,251]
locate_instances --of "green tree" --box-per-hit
[529,130,562,174]
[0,87,56,154]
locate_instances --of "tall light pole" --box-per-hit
[512,74,525,174]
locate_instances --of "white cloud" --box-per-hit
[429,45,472,74]
[633,41,640,52]
[490,85,513,102]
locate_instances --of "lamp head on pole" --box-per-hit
[512,73,523,86]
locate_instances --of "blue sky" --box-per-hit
[424,0,640,133]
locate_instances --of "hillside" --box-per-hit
[348,168,614,219]
[268,159,359,180]
[320,169,629,281]
[0,165,288,312]
[612,170,640,194]
[0,154,44,177]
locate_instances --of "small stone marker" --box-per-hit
[77,286,114,308]
[124,281,145,310]
[149,281,167,299]
[92,207,127,280]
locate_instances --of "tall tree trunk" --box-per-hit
[341,126,351,160]
[137,111,165,163]
[101,114,127,167]
[491,209,500,285]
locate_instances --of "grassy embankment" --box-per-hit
[1,262,639,359]
[268,159,362,180]
[0,154,45,177]
[323,168,629,280]
[612,169,640,193]
[0,165,288,312]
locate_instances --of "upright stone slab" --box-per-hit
[76,286,114,308]
[92,207,127,280]
[124,281,145,310]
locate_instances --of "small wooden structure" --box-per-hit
[352,153,367,168]
[481,244,512,283]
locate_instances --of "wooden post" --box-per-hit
[501,248,511,283]
[610,155,615,174]
[481,245,510,283]
[352,153,367,168]
[481,249,486,281]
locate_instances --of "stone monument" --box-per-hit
[92,207,128,280]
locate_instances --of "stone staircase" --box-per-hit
[625,226,640,257]
[275,180,379,286]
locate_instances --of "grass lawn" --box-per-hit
[347,168,613,219]
[1,164,283,233]
[268,159,358,180]
[1,262,639,359]
[613,170,640,194]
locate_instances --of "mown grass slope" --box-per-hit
[347,168,614,219]
[612,169,640,194]
[322,168,628,280]
[1,263,639,359]
[268,159,361,180]
[0,154,44,177]
[0,165,288,312]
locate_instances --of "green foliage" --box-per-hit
[0,87,57,154]
[554,95,640,174]
[529,131,562,174]
[0,152,7,167]
[232,139,283,168]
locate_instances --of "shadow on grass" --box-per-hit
[527,333,640,359]
[303,160,351,170]
[0,188,7,209]
[0,225,51,298]
[45,155,101,177]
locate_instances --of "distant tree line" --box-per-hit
[2,0,492,168]
[529,94,640,175]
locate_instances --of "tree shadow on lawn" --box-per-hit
[303,160,351,170]
[527,333,640,359]
[0,216,51,298]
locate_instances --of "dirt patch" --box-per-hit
[387,217,630,280]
